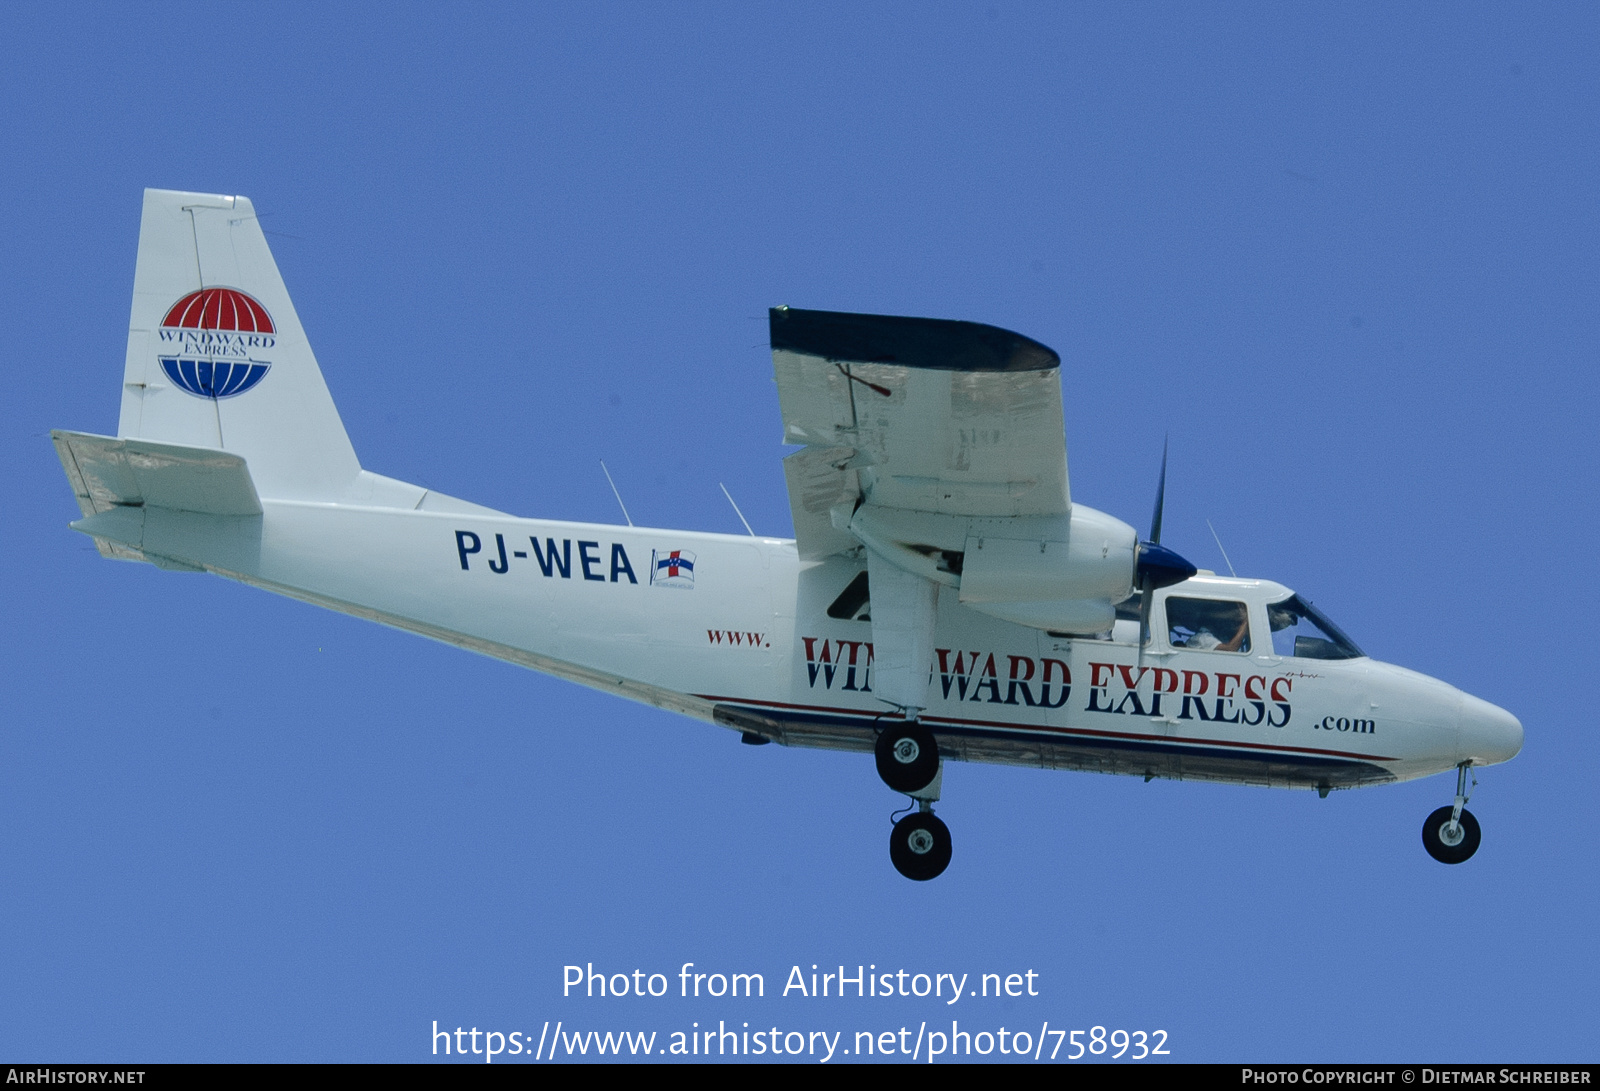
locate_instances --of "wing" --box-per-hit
[772,307,1068,559]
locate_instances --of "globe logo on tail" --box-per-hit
[156,287,275,399]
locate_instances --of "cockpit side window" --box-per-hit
[1166,597,1251,653]
[1267,594,1364,660]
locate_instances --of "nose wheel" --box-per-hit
[1422,763,1481,864]
[1422,806,1481,863]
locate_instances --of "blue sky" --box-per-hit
[3,3,1596,1062]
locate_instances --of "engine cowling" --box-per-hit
[846,503,1153,635]
[957,505,1138,634]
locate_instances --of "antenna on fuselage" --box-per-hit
[1206,519,1237,577]
[599,461,633,527]
[720,483,756,537]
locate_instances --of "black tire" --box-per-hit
[889,812,952,881]
[1422,805,1481,864]
[874,722,940,793]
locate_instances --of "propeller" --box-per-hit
[1135,439,1198,654]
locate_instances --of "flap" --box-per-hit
[52,430,263,517]
[781,445,860,560]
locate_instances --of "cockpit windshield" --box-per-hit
[1267,594,1365,660]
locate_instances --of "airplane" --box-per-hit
[52,188,1523,881]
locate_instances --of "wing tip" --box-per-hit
[769,307,1059,372]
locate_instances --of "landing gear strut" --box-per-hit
[1422,763,1481,865]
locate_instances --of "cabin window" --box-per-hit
[826,571,870,621]
[1166,597,1252,653]
[1267,594,1364,660]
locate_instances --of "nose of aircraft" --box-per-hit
[1458,693,1523,765]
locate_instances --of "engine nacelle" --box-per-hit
[845,503,1139,635]
[958,505,1137,634]
[957,505,1136,603]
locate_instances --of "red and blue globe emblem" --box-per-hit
[156,287,275,399]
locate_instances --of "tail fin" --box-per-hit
[117,189,360,500]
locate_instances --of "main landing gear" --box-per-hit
[1422,763,1481,865]
[875,722,938,793]
[876,722,951,881]
[890,809,952,882]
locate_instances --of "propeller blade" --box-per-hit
[1136,437,1194,666]
[1149,436,1168,545]
[1136,577,1157,668]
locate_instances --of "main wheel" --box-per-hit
[874,723,940,793]
[1421,805,1481,864]
[889,812,952,881]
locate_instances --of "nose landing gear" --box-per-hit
[1422,763,1481,864]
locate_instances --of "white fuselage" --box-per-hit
[90,497,1523,793]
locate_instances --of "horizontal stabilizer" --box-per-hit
[53,430,262,518]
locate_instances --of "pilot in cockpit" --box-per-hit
[1167,598,1251,653]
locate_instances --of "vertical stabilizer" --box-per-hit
[117,189,360,500]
